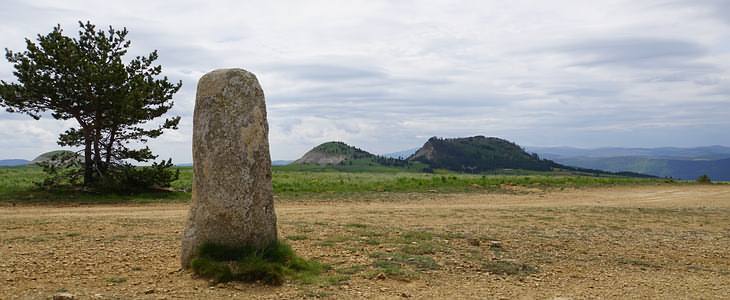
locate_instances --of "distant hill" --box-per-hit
[549,156,730,180]
[528,145,730,180]
[0,150,80,167]
[405,136,653,178]
[32,150,81,164]
[294,142,374,165]
[0,159,29,167]
[382,148,419,159]
[287,138,652,177]
[272,160,293,166]
[0,150,81,167]
[409,136,556,173]
[529,145,730,160]
[290,141,417,171]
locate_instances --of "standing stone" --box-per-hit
[181,68,278,268]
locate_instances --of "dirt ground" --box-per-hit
[1,185,729,299]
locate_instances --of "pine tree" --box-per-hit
[0,21,181,190]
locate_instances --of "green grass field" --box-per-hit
[0,165,682,203]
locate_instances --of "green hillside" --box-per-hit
[292,141,375,165]
[409,136,555,173]
[31,150,81,164]
[283,138,654,177]
[286,141,425,172]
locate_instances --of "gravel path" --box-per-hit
[1,185,729,299]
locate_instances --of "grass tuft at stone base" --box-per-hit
[190,240,324,285]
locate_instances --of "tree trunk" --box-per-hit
[93,127,102,176]
[83,130,94,186]
[105,128,116,166]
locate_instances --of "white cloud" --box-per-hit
[1,0,729,161]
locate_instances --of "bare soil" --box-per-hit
[1,185,729,299]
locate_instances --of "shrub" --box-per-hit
[94,159,180,193]
[37,156,179,194]
[697,174,712,184]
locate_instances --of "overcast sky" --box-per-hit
[1,0,729,162]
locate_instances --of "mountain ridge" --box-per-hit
[548,156,730,180]
[528,145,730,160]
[526,146,730,180]
[291,137,653,178]
[0,159,30,167]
